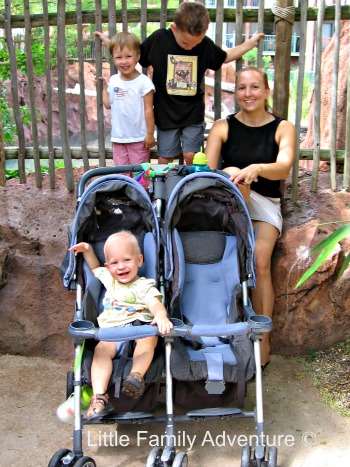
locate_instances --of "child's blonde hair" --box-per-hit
[104,231,141,260]
[109,32,141,56]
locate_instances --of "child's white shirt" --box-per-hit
[108,72,155,143]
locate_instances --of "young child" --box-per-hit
[96,2,263,165]
[102,32,155,166]
[69,231,172,419]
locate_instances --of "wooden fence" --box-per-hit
[0,1,350,197]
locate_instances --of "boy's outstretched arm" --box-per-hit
[224,32,264,63]
[69,242,100,271]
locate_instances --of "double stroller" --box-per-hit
[49,164,276,467]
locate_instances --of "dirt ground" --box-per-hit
[1,354,349,467]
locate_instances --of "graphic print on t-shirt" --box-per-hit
[166,54,197,96]
[113,86,128,98]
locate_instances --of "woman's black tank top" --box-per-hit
[221,113,284,198]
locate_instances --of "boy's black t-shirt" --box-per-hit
[140,28,227,130]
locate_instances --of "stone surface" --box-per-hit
[272,170,350,354]
[302,21,350,150]
[0,170,76,360]
[0,170,349,359]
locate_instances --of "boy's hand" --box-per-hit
[151,313,173,336]
[69,242,91,254]
[144,133,155,150]
[94,31,111,48]
[250,32,264,47]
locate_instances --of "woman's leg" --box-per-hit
[251,221,279,366]
[130,336,158,376]
[91,341,118,394]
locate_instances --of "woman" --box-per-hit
[206,66,296,366]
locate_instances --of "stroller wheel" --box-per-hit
[48,448,73,466]
[172,451,188,467]
[146,447,162,467]
[267,447,277,467]
[73,456,96,467]
[240,445,251,467]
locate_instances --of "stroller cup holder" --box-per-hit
[69,320,96,343]
[248,315,272,334]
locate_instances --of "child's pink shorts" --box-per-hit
[112,141,150,165]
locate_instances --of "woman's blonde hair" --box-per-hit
[236,66,270,111]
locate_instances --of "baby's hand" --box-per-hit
[152,314,173,336]
[69,242,90,255]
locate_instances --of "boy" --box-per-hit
[96,1,263,164]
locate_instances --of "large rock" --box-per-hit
[0,171,76,360]
[272,171,350,354]
[0,170,350,359]
[302,21,350,149]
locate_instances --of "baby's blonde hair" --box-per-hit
[104,231,141,261]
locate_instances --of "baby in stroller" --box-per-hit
[69,230,172,419]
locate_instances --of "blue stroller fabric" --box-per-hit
[164,172,256,401]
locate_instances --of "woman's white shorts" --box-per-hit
[246,190,282,235]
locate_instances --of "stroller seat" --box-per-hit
[170,229,255,397]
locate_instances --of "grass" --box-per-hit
[5,160,67,180]
[304,339,350,417]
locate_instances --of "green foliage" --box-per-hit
[5,160,66,180]
[242,49,272,71]
[295,224,350,288]
[288,69,314,124]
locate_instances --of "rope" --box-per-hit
[271,2,295,25]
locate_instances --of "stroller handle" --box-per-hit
[77,165,144,197]
[68,317,272,343]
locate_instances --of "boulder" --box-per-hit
[0,170,76,361]
[272,171,350,354]
[0,170,349,359]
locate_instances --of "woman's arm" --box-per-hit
[233,120,297,185]
[143,90,155,149]
[205,119,229,169]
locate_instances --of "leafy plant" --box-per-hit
[295,223,350,288]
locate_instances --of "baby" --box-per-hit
[69,231,172,419]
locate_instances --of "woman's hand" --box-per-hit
[231,164,262,185]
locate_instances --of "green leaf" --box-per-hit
[337,254,350,279]
[295,224,350,288]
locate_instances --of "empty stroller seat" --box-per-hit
[170,230,255,396]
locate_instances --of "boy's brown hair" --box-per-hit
[109,32,141,56]
[174,2,210,35]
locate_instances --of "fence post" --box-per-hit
[0,120,5,187]
[272,0,295,119]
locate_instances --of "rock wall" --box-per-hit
[0,170,350,360]
[302,21,350,150]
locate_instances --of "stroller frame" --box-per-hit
[49,166,275,467]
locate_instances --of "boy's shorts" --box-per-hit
[157,123,205,158]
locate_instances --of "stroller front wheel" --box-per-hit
[146,447,162,467]
[172,451,188,467]
[73,456,96,467]
[240,445,251,467]
[48,448,73,467]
